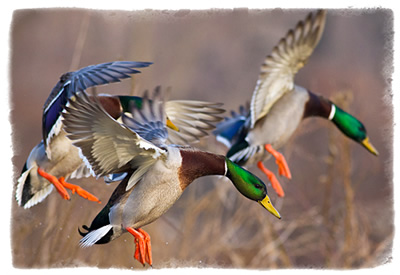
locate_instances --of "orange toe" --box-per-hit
[127,227,152,266]
[138,228,152,266]
[257,161,285,197]
[264,144,292,179]
[59,177,101,203]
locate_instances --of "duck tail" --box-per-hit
[79,224,114,247]
[15,161,53,209]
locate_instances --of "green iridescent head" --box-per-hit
[225,158,281,219]
[331,105,378,156]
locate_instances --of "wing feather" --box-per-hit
[249,10,326,127]
[62,90,164,180]
[43,61,152,152]
[165,100,224,145]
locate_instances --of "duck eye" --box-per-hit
[255,184,262,189]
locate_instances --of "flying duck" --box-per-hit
[213,10,378,198]
[61,89,281,266]
[16,62,224,208]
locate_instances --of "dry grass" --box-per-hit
[11,93,392,269]
[10,8,392,270]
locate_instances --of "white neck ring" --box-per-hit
[328,104,336,120]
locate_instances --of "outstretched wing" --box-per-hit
[249,10,326,128]
[62,90,166,190]
[121,86,169,147]
[43,61,152,155]
[165,100,224,145]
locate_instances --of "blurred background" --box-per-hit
[10,8,392,269]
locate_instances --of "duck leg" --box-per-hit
[37,167,70,200]
[264,144,292,179]
[126,227,153,266]
[59,177,101,203]
[257,161,285,197]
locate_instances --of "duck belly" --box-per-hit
[119,161,183,230]
[44,131,83,178]
[246,88,308,163]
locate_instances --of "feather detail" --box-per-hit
[165,100,224,145]
[249,10,327,128]
[16,167,54,209]
[229,144,262,164]
[125,160,155,191]
[44,114,64,159]
[43,61,152,150]
[216,135,232,148]
[104,173,127,184]
[63,90,163,177]
[21,185,54,209]
[15,167,32,207]
[70,157,95,179]
[122,87,168,147]
[213,104,249,148]
[79,225,113,248]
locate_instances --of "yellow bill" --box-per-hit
[259,195,281,219]
[361,137,379,156]
[166,118,180,132]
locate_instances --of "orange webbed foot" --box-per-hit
[138,228,152,266]
[59,177,101,203]
[264,144,292,179]
[127,227,153,266]
[257,161,285,197]
[134,238,141,264]
[37,167,70,200]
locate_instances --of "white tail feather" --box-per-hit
[15,167,54,209]
[15,168,32,206]
[79,225,113,248]
[23,185,54,209]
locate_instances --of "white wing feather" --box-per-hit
[62,91,166,185]
[250,10,327,128]
[165,100,224,144]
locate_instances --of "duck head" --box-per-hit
[330,105,379,156]
[225,158,281,219]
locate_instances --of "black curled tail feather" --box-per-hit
[77,204,114,244]
[78,225,91,237]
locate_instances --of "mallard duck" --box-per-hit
[16,62,224,209]
[16,61,152,208]
[213,10,378,198]
[61,89,281,266]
